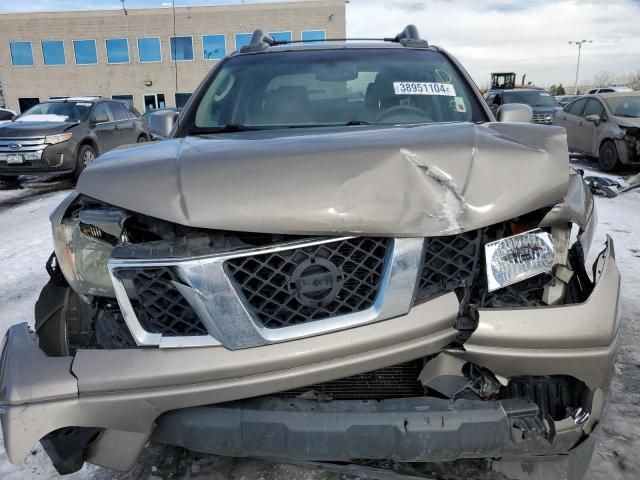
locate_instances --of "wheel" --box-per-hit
[35,279,94,356]
[137,135,148,143]
[598,141,620,172]
[73,144,97,180]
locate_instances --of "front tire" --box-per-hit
[73,144,97,180]
[598,141,620,172]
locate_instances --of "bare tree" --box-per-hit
[593,71,614,87]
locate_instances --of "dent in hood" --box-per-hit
[77,122,569,236]
[0,120,77,136]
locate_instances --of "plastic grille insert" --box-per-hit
[115,267,208,336]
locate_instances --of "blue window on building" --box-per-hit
[170,36,193,61]
[73,40,98,65]
[302,30,326,43]
[268,31,292,43]
[138,37,162,62]
[234,33,253,51]
[10,42,34,66]
[202,34,226,60]
[41,41,66,65]
[106,38,129,64]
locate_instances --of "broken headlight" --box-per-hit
[485,229,555,292]
[51,196,126,297]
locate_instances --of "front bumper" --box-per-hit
[0,141,77,175]
[0,238,621,472]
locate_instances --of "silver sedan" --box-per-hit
[553,92,640,171]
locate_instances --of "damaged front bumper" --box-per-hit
[0,238,621,474]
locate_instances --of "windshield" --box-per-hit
[18,101,92,122]
[188,49,486,132]
[605,95,640,118]
[503,91,559,108]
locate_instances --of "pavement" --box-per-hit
[0,160,639,479]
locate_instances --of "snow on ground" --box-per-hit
[0,160,640,479]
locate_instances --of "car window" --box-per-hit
[0,110,13,121]
[600,89,614,93]
[565,98,587,116]
[18,101,92,122]
[604,95,640,118]
[92,103,114,123]
[583,99,605,118]
[190,49,488,130]
[128,106,142,119]
[503,91,558,107]
[110,102,130,121]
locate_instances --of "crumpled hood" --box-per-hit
[0,120,76,137]
[77,122,569,236]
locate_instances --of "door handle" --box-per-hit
[562,116,567,120]
[577,121,583,126]
[132,122,136,127]
[114,124,119,129]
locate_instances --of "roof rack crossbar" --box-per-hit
[237,25,429,53]
[240,29,276,53]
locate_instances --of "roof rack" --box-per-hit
[385,25,429,47]
[240,29,277,53]
[238,24,429,53]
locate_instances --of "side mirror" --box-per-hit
[585,114,601,126]
[497,103,533,123]
[92,114,109,125]
[149,110,178,140]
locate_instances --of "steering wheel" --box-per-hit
[375,105,431,123]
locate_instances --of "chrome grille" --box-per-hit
[225,237,390,329]
[0,136,46,153]
[532,114,553,124]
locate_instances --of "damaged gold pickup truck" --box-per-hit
[0,26,621,480]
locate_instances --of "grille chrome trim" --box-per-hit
[108,237,424,349]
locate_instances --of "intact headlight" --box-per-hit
[485,229,555,292]
[51,195,125,297]
[45,132,72,145]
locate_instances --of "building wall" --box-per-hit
[0,0,345,112]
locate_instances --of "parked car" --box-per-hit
[485,88,561,124]
[553,92,640,171]
[588,86,633,94]
[0,107,16,124]
[0,26,620,480]
[0,97,148,182]
[555,94,579,107]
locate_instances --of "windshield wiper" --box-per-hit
[190,124,266,135]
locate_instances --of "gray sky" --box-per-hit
[347,0,640,88]
[2,0,639,87]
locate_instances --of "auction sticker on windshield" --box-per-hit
[393,82,456,96]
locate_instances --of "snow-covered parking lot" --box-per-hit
[0,161,639,479]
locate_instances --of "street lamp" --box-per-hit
[569,40,592,95]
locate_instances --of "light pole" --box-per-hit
[569,40,592,95]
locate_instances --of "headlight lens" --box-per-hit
[45,132,72,145]
[485,229,555,292]
[50,198,127,297]
[52,216,116,296]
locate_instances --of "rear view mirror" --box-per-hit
[315,63,358,82]
[585,114,601,126]
[497,103,533,123]
[149,110,178,140]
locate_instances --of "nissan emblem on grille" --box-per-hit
[289,257,344,307]
[225,237,389,329]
